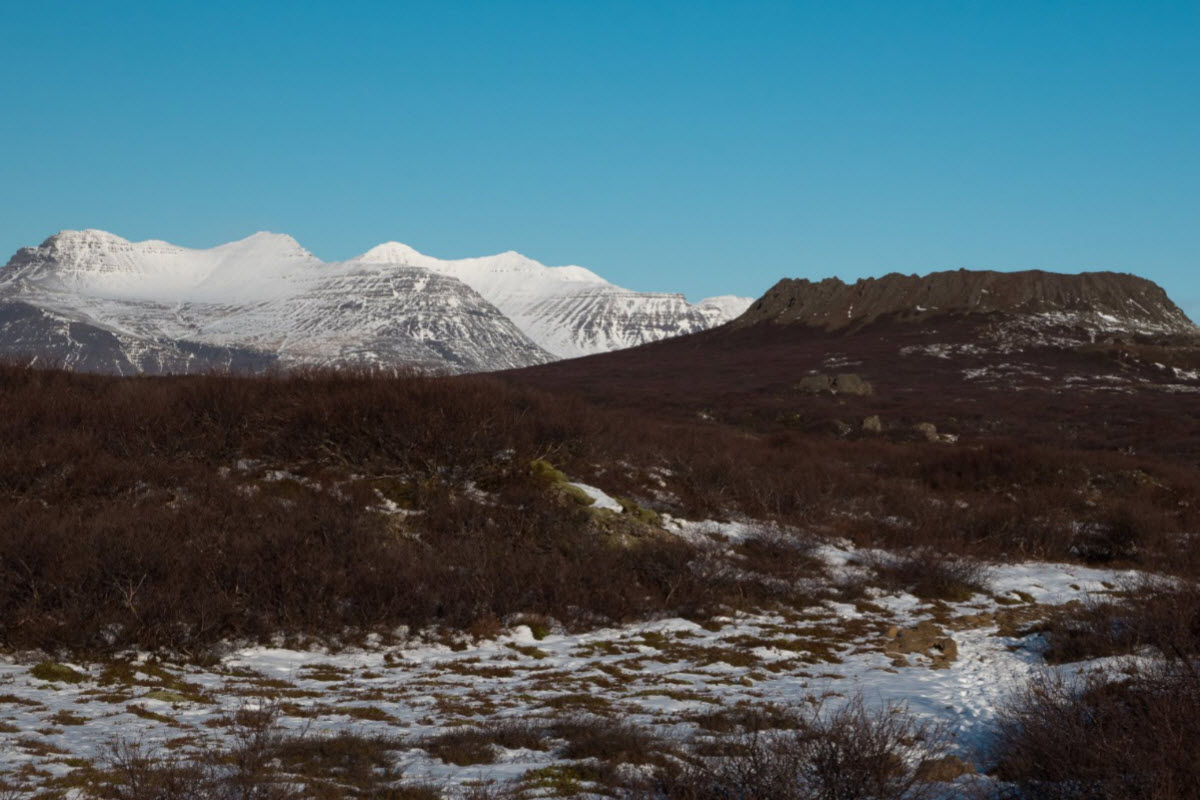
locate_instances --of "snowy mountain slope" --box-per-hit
[354,243,753,358]
[200,263,551,371]
[694,294,755,326]
[0,299,277,375]
[0,230,553,373]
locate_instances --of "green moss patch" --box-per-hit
[29,662,86,684]
[531,460,595,506]
[616,496,662,526]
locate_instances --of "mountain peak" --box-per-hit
[214,231,315,261]
[356,241,430,265]
[238,230,302,245]
[45,228,128,244]
[492,249,536,263]
[35,228,134,255]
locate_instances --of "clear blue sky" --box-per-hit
[2,1,1197,315]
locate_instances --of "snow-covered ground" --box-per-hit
[0,536,1140,796]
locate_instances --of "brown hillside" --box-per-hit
[506,283,1200,462]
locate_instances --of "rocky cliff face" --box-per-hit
[734,269,1198,338]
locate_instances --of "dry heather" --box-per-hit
[0,362,1198,658]
[993,660,1200,800]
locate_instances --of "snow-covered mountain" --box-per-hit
[354,243,753,359]
[694,295,757,327]
[0,230,551,374]
[0,230,748,374]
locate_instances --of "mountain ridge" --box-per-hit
[734,268,1198,338]
[351,239,752,358]
[0,229,750,373]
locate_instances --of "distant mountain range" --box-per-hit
[0,230,752,374]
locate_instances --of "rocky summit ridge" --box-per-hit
[734,269,1198,339]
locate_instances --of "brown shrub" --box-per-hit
[1069,507,1147,564]
[867,548,991,602]
[1,362,1198,657]
[689,703,806,734]
[992,662,1200,800]
[98,739,220,800]
[1037,582,1200,664]
[96,705,300,799]
[550,715,673,765]
[640,696,949,800]
[94,706,407,800]
[272,733,406,787]
[422,728,500,767]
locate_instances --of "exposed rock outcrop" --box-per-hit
[734,269,1198,337]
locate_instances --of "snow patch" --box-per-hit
[569,481,622,511]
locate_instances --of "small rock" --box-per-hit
[885,621,958,668]
[832,373,874,396]
[862,415,884,433]
[795,374,834,394]
[916,755,975,783]
[929,636,958,669]
[893,621,943,652]
[913,422,939,442]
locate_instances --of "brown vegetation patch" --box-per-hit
[994,662,1200,800]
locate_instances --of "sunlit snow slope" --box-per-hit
[354,243,752,358]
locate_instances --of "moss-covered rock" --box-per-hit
[530,459,569,484]
[616,496,662,526]
[30,662,86,684]
[561,484,596,506]
[530,460,595,506]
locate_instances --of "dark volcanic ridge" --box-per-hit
[734,269,1198,338]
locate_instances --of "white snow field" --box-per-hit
[0,531,1140,797]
